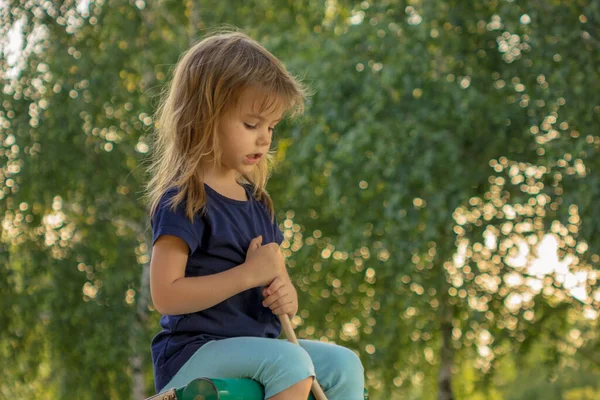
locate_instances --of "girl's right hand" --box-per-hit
[244,235,286,287]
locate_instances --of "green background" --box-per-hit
[1,0,599,399]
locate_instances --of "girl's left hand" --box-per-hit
[262,275,298,320]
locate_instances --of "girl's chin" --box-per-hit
[236,164,257,174]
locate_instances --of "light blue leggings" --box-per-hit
[160,336,365,399]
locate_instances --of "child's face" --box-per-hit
[217,86,283,177]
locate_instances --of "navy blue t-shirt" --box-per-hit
[150,183,284,392]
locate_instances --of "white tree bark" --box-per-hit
[438,302,455,400]
[130,217,152,399]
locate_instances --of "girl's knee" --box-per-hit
[258,341,315,378]
[332,346,365,379]
[280,342,315,372]
[324,346,365,399]
[256,342,315,398]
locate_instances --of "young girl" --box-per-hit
[144,30,365,400]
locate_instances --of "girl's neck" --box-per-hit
[201,160,238,186]
[202,159,248,201]
[201,166,247,201]
[204,179,248,202]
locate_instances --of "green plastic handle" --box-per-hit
[146,377,368,400]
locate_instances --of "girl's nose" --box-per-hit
[257,128,271,146]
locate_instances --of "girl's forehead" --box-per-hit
[235,86,284,118]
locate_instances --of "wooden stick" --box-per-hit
[279,314,328,400]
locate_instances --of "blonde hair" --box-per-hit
[144,29,309,222]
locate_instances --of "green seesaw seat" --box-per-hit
[145,377,369,399]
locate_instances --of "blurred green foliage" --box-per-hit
[0,0,598,399]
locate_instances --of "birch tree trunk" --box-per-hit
[438,298,455,400]
[131,218,153,399]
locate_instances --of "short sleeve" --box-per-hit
[273,213,284,245]
[151,190,202,255]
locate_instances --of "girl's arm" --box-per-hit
[149,234,255,315]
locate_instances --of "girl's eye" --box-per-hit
[244,123,276,134]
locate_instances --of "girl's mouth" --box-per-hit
[244,153,263,164]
